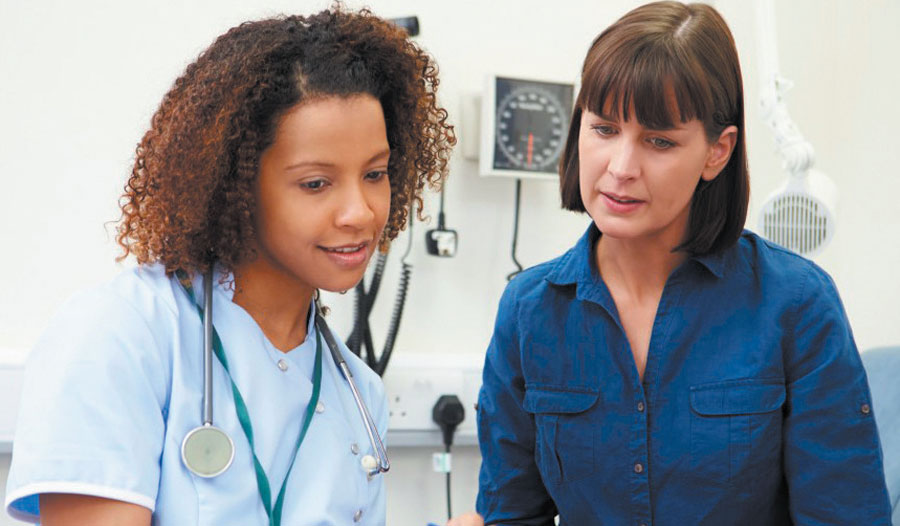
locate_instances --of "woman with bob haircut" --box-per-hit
[452,1,892,525]
[5,7,454,526]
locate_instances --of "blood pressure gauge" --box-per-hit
[480,76,575,180]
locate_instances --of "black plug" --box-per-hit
[432,394,465,447]
[426,190,457,257]
[425,228,458,257]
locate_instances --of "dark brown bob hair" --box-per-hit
[117,7,455,274]
[559,1,749,255]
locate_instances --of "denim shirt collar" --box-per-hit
[692,246,728,278]
[545,223,729,291]
[545,224,600,287]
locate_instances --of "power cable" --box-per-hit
[507,179,524,281]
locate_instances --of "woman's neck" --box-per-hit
[595,233,687,301]
[231,259,314,353]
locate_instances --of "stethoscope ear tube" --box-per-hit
[202,270,214,426]
[314,303,390,475]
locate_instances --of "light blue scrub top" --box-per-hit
[4,264,388,525]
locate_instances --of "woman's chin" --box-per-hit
[316,273,367,294]
[593,220,640,241]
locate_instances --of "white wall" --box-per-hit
[1,1,898,525]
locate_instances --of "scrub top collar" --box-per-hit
[183,263,319,367]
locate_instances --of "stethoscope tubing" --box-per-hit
[186,269,389,478]
[202,270,214,426]
[315,311,390,474]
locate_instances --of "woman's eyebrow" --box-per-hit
[285,160,335,170]
[285,149,390,171]
[593,111,687,132]
[645,124,685,132]
[367,149,391,163]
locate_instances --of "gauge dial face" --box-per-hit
[492,77,573,173]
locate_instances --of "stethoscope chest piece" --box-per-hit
[182,424,235,478]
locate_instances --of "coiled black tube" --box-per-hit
[348,282,364,357]
[346,209,414,376]
[375,261,411,375]
[349,253,387,364]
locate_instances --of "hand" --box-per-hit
[446,511,485,526]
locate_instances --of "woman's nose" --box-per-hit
[607,141,640,180]
[335,182,377,228]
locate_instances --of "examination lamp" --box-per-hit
[755,0,837,257]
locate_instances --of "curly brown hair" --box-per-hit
[116,7,455,274]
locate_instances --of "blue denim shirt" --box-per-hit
[476,225,892,525]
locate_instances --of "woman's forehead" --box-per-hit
[586,81,692,129]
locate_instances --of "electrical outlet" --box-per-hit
[382,352,484,447]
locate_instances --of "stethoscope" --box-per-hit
[179,270,390,479]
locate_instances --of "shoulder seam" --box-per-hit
[106,287,173,367]
[784,263,816,377]
[755,235,815,265]
[102,279,176,416]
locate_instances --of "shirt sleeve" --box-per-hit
[4,285,170,523]
[476,284,557,526]
[783,265,893,524]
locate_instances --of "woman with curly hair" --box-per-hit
[5,7,454,526]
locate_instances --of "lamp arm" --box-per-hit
[757,0,816,177]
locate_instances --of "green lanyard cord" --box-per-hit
[176,270,323,526]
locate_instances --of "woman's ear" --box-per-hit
[701,125,738,181]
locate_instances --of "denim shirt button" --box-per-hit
[634,463,644,473]
[637,401,645,412]
[861,403,871,415]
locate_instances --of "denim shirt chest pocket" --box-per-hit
[523,385,601,485]
[689,378,786,486]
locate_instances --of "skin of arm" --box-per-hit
[40,494,151,526]
[447,511,485,526]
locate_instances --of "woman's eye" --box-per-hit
[649,137,675,149]
[300,179,327,191]
[365,170,388,181]
[591,124,617,136]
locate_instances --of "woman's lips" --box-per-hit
[320,242,370,268]
[600,192,644,213]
